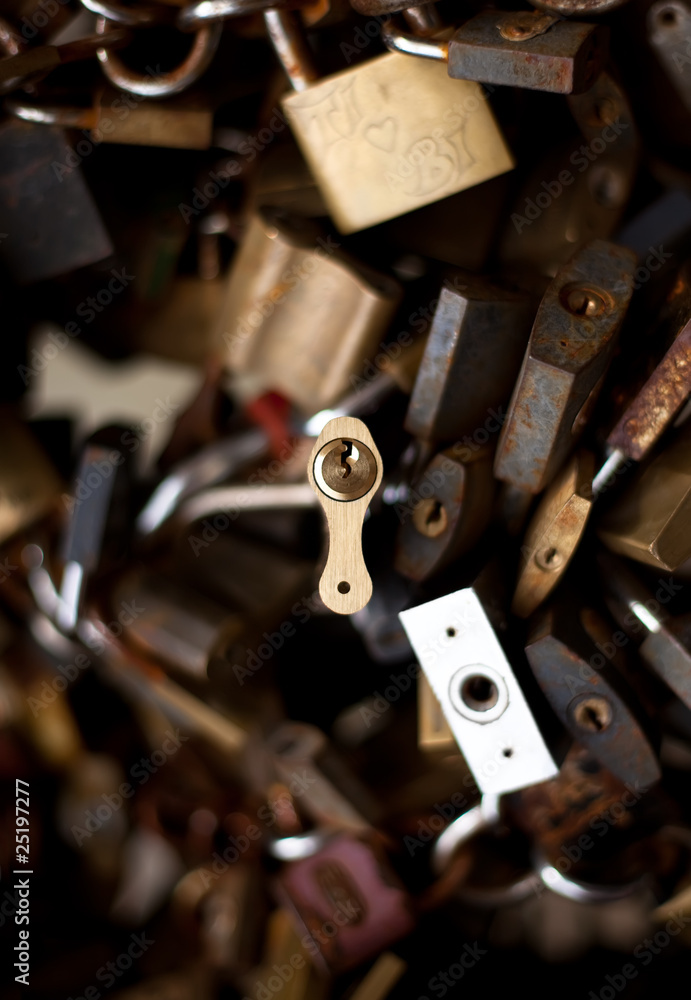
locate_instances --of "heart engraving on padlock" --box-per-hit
[308,417,383,614]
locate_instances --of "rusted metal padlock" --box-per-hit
[394,445,495,582]
[404,274,535,447]
[384,9,608,95]
[525,601,661,789]
[494,239,637,496]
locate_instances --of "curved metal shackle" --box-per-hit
[0,28,129,96]
[381,19,446,60]
[80,0,177,27]
[177,0,313,32]
[433,796,644,906]
[5,96,97,126]
[92,9,222,96]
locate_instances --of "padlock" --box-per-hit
[504,743,672,892]
[399,574,562,797]
[598,421,691,571]
[265,720,382,835]
[7,89,215,150]
[394,445,495,581]
[494,239,637,495]
[499,72,639,278]
[524,601,661,789]
[0,411,61,546]
[174,529,315,636]
[217,208,401,413]
[404,275,535,446]
[599,551,691,711]
[110,571,245,680]
[274,831,415,975]
[0,118,114,284]
[268,9,515,233]
[512,450,594,619]
[384,9,608,95]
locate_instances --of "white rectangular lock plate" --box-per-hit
[399,588,559,796]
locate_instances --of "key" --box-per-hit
[384,9,608,95]
[269,8,514,232]
[307,416,383,614]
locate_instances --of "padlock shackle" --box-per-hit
[5,96,98,128]
[177,0,312,32]
[381,21,447,61]
[94,14,221,96]
[0,29,130,95]
[80,0,176,27]
[263,8,319,92]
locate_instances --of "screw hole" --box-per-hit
[337,581,350,594]
[503,748,513,758]
[446,627,456,637]
[461,674,499,712]
[659,6,677,24]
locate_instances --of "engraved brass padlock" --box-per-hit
[268,9,514,233]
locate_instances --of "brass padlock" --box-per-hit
[268,9,514,233]
[218,208,401,414]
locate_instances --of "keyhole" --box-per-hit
[572,696,612,733]
[426,500,443,526]
[340,440,353,478]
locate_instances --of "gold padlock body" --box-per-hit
[282,53,515,233]
[218,210,401,412]
[94,91,213,149]
[0,413,61,545]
